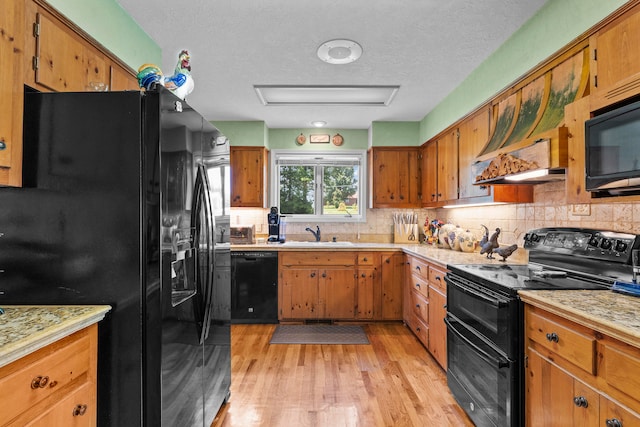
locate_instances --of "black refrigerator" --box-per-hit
[0,86,231,426]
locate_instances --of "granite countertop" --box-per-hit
[0,305,111,368]
[519,290,640,348]
[232,242,529,268]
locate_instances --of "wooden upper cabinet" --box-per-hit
[590,4,640,111]
[371,147,420,208]
[0,0,25,187]
[110,64,139,91]
[31,10,108,92]
[230,146,267,208]
[438,130,459,202]
[421,142,438,205]
[458,108,491,199]
[25,2,135,94]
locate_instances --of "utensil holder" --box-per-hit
[394,223,418,243]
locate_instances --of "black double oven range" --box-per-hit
[444,227,640,427]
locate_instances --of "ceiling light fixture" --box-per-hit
[317,39,363,64]
[253,85,399,106]
[311,121,326,127]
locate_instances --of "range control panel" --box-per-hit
[524,227,639,263]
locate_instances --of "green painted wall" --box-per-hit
[269,129,368,150]
[214,121,269,147]
[47,0,161,68]
[419,0,629,143]
[370,122,420,147]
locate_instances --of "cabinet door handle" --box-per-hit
[606,419,623,427]
[385,258,390,264]
[310,272,316,278]
[545,332,559,343]
[362,257,368,262]
[322,272,326,278]
[0,140,6,150]
[361,273,366,278]
[31,375,49,389]
[573,396,588,408]
[415,304,420,308]
[73,404,88,416]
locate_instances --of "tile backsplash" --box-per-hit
[231,181,640,245]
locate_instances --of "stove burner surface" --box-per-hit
[448,263,611,295]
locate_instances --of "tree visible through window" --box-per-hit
[272,151,366,221]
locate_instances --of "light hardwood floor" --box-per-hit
[212,322,473,427]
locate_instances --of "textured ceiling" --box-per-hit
[117,0,548,129]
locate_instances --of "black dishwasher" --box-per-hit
[230,251,278,323]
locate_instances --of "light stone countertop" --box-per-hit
[519,290,640,348]
[232,242,529,268]
[0,305,111,368]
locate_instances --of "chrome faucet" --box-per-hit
[305,226,321,242]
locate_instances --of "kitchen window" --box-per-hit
[270,150,366,222]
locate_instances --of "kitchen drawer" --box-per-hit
[411,289,429,323]
[19,381,95,427]
[602,341,640,404]
[407,312,429,349]
[0,330,91,424]
[280,252,356,267]
[409,256,429,281]
[428,265,446,292]
[526,308,596,374]
[410,273,429,300]
[357,253,375,266]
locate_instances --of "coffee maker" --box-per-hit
[267,206,286,242]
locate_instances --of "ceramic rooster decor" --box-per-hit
[163,50,194,100]
[136,63,164,90]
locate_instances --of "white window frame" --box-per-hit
[269,149,367,223]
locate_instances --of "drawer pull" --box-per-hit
[415,283,420,288]
[435,275,442,281]
[545,332,559,343]
[361,273,366,278]
[31,375,49,389]
[415,304,420,308]
[385,258,390,264]
[0,140,6,150]
[362,257,368,262]
[73,404,88,416]
[310,272,316,278]
[415,266,421,271]
[606,419,623,427]
[573,396,588,407]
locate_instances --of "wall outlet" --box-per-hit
[571,204,591,216]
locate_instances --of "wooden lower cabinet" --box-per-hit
[380,252,404,320]
[279,251,404,321]
[0,325,98,427]
[525,304,640,427]
[403,253,448,369]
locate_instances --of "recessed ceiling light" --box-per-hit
[317,39,363,64]
[311,121,326,127]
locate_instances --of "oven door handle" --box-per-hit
[448,278,509,308]
[444,316,510,369]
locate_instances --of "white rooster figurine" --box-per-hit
[163,50,194,100]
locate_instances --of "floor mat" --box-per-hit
[269,324,370,345]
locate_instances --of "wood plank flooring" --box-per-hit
[212,322,473,427]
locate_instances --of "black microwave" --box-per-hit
[586,99,640,196]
